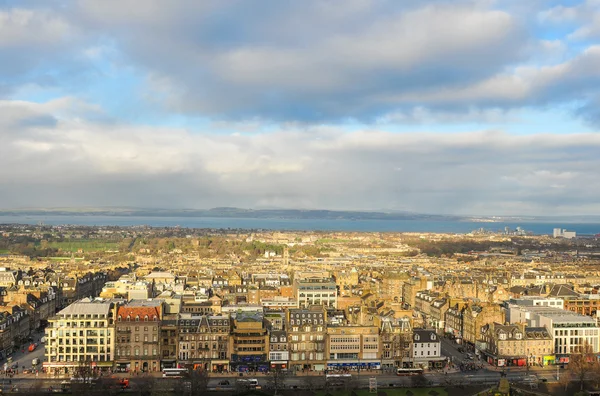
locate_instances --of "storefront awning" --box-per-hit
[95,362,113,367]
[211,360,230,364]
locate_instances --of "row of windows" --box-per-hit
[117,316,158,322]
[116,347,158,356]
[119,335,158,343]
[330,337,360,343]
[291,313,324,319]
[331,344,360,350]
[290,319,324,325]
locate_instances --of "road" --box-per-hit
[0,366,569,393]
[1,330,45,373]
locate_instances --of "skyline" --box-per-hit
[1,1,600,215]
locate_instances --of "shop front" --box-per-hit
[270,361,288,371]
[161,360,177,369]
[485,354,528,367]
[43,362,79,377]
[556,355,570,365]
[230,354,269,373]
[211,359,230,373]
[115,362,130,373]
[543,355,555,366]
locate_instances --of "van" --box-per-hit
[32,358,40,366]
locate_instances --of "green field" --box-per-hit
[48,257,85,261]
[316,388,448,396]
[46,240,121,252]
[0,250,10,254]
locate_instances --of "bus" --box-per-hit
[326,373,352,386]
[162,368,188,378]
[396,368,424,376]
[236,378,260,389]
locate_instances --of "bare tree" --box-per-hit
[188,368,210,396]
[266,367,288,395]
[71,358,98,394]
[135,374,156,396]
[302,373,325,392]
[569,342,598,391]
[559,369,572,393]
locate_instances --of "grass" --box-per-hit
[48,257,85,261]
[0,249,10,254]
[317,238,353,244]
[45,240,121,252]
[315,388,448,396]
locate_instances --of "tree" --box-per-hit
[411,373,429,387]
[134,374,155,396]
[188,368,210,396]
[302,374,325,392]
[266,367,288,395]
[569,342,598,390]
[73,357,98,389]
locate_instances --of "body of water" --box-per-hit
[1,215,599,235]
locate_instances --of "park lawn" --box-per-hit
[46,240,121,252]
[315,388,448,396]
[0,249,10,254]
[48,257,85,261]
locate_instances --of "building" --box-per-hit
[411,329,444,369]
[326,325,381,371]
[553,228,577,239]
[379,315,412,368]
[508,297,564,310]
[480,323,554,367]
[506,304,600,363]
[381,271,409,304]
[294,277,337,308]
[462,303,505,347]
[229,311,269,372]
[178,313,230,372]
[287,306,326,372]
[115,299,162,373]
[44,298,118,376]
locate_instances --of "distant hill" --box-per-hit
[0,207,464,221]
[1,207,598,223]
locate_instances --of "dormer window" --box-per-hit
[515,333,522,340]
[415,334,420,341]
[499,333,507,340]
[431,334,436,341]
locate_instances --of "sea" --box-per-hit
[0,215,599,235]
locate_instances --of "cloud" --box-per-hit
[1,98,600,215]
[64,0,531,122]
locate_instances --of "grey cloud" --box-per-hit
[67,0,530,122]
[1,98,600,215]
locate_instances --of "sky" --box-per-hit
[1,0,600,216]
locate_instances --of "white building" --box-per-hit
[506,304,600,362]
[44,298,119,375]
[412,329,441,360]
[294,277,337,308]
[553,228,577,239]
[509,296,564,310]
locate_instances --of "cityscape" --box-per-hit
[0,223,599,394]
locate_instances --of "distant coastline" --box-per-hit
[1,207,599,224]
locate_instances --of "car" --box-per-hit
[541,378,548,382]
[218,380,230,386]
